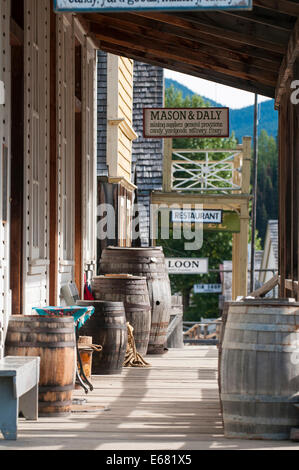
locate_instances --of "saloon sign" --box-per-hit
[143,107,229,139]
[54,0,252,13]
[166,258,208,275]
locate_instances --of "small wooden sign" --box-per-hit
[143,107,229,139]
[54,0,252,13]
[194,284,222,294]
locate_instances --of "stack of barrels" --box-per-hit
[98,246,172,355]
[4,246,172,415]
[78,246,172,375]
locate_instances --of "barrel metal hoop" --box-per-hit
[223,414,299,426]
[38,400,72,408]
[5,341,76,348]
[7,328,75,334]
[221,393,299,403]
[223,341,299,353]
[124,303,151,311]
[97,325,127,330]
[39,384,75,393]
[226,322,299,333]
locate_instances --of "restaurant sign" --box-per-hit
[143,107,229,138]
[54,0,252,13]
[171,209,223,224]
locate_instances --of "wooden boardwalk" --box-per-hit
[0,346,298,450]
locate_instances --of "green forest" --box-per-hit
[162,84,279,321]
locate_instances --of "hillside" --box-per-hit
[165,78,278,143]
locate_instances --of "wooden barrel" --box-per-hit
[99,247,172,354]
[91,275,151,356]
[220,299,299,440]
[5,315,76,417]
[77,300,128,375]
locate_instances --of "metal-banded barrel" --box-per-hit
[220,299,299,440]
[91,275,151,356]
[99,247,172,354]
[5,315,76,417]
[77,301,128,375]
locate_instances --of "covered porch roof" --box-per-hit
[78,0,299,105]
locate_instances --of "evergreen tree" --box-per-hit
[255,129,278,244]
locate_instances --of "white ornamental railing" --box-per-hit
[171,149,243,193]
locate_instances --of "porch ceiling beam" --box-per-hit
[85,13,282,72]
[89,22,277,87]
[135,12,288,54]
[275,18,299,108]
[221,7,296,31]
[151,191,251,208]
[178,11,290,45]
[253,0,299,17]
[98,40,276,98]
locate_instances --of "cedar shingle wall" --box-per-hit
[132,62,164,246]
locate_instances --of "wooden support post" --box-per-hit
[242,136,252,194]
[232,203,249,300]
[163,138,173,192]
[239,203,250,298]
[232,232,240,300]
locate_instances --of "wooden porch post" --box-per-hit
[163,138,173,192]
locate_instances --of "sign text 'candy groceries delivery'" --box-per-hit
[54,0,253,13]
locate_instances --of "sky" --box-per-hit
[164,69,272,110]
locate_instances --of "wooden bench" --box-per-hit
[0,356,40,440]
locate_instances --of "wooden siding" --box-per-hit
[82,36,97,286]
[107,53,136,182]
[57,13,76,304]
[23,0,50,314]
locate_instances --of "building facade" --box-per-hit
[0,0,98,358]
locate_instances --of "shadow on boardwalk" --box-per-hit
[0,347,298,450]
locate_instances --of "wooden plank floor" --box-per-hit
[0,346,298,450]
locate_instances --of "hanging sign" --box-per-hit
[143,107,229,138]
[172,209,223,224]
[166,258,208,275]
[194,284,222,294]
[54,1,252,13]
